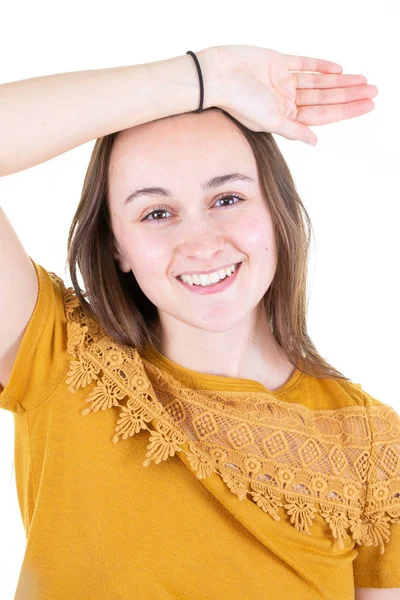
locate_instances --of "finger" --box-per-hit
[296,99,375,126]
[296,84,378,107]
[272,115,318,146]
[284,53,343,74]
[294,72,368,89]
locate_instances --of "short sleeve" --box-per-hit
[353,389,400,588]
[0,257,70,413]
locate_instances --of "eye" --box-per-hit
[141,205,172,222]
[141,193,246,223]
[214,192,245,209]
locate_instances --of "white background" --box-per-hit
[0,0,399,597]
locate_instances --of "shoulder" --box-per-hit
[291,368,373,411]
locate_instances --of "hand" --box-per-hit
[201,44,378,146]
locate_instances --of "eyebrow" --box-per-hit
[123,172,255,206]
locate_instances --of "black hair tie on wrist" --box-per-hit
[186,50,204,113]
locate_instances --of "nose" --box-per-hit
[177,218,225,261]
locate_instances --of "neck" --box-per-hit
[149,308,293,390]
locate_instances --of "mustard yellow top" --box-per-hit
[1,258,400,599]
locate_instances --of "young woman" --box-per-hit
[1,45,398,599]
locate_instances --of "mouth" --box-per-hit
[176,262,242,295]
[177,261,241,278]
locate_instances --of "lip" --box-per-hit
[176,262,240,277]
[177,262,242,295]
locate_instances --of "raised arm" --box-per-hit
[0,47,219,177]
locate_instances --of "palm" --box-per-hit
[215,45,378,145]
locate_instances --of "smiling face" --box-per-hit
[107,109,277,338]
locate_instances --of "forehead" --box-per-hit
[108,109,256,189]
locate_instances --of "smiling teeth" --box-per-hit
[179,264,237,286]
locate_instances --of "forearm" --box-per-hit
[0,47,219,177]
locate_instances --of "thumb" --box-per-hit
[273,116,318,146]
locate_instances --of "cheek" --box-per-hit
[122,231,168,279]
[238,213,275,257]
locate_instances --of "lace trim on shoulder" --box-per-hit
[61,282,400,555]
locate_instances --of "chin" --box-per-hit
[185,312,250,334]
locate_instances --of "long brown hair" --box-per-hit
[67,107,350,381]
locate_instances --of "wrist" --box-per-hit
[194,46,225,111]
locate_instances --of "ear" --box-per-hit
[113,245,131,273]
